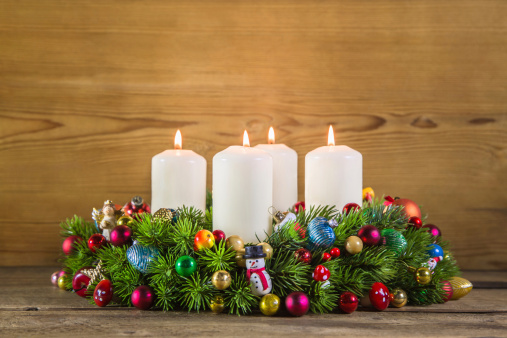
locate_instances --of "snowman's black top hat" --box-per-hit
[243,245,267,259]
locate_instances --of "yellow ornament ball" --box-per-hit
[390,288,408,308]
[415,267,432,285]
[362,187,375,201]
[210,295,225,313]
[194,229,215,251]
[57,275,67,290]
[235,248,247,268]
[259,293,281,316]
[257,242,273,260]
[211,270,232,290]
[226,235,245,252]
[117,215,134,227]
[345,236,363,254]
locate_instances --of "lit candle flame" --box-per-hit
[268,126,275,144]
[243,130,250,147]
[328,125,335,146]
[174,129,182,150]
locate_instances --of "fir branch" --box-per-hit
[178,205,209,230]
[148,253,179,286]
[96,245,129,277]
[264,223,306,252]
[133,213,172,248]
[167,218,201,256]
[308,281,339,314]
[224,272,258,315]
[196,241,236,273]
[292,205,340,228]
[265,249,312,297]
[206,190,212,210]
[111,265,145,306]
[60,215,97,239]
[152,281,179,311]
[178,273,214,312]
[59,240,97,290]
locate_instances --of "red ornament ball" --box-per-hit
[88,234,107,253]
[441,280,453,302]
[408,216,423,229]
[392,198,421,219]
[330,247,341,258]
[357,225,381,246]
[322,252,331,262]
[72,268,92,298]
[62,235,83,256]
[285,292,310,317]
[339,291,359,314]
[123,196,151,219]
[94,279,113,307]
[294,248,312,264]
[313,265,331,282]
[110,225,133,247]
[131,285,154,310]
[423,224,442,237]
[294,201,306,214]
[369,282,390,311]
[212,230,226,244]
[342,203,361,215]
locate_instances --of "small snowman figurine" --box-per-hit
[99,200,117,241]
[243,246,272,296]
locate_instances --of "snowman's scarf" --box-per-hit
[246,267,269,290]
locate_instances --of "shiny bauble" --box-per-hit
[72,268,92,297]
[51,271,61,286]
[225,235,245,252]
[330,247,341,258]
[427,244,443,259]
[362,187,375,202]
[322,252,331,262]
[257,242,273,260]
[87,234,107,253]
[57,275,68,290]
[127,244,160,273]
[441,280,454,302]
[175,255,197,276]
[212,230,226,244]
[423,224,442,238]
[380,229,407,257]
[94,279,113,307]
[152,208,179,223]
[234,248,247,268]
[211,270,232,290]
[345,236,363,254]
[392,198,421,219]
[110,225,133,247]
[307,217,335,250]
[194,229,215,251]
[123,196,151,219]
[357,225,381,246]
[449,277,473,300]
[408,216,423,229]
[369,282,390,311]
[259,293,281,316]
[294,248,312,264]
[342,203,361,215]
[210,295,225,313]
[313,265,331,282]
[293,201,305,213]
[131,285,154,310]
[285,292,310,317]
[390,288,407,308]
[415,267,432,285]
[62,235,83,256]
[117,215,134,227]
[339,291,359,313]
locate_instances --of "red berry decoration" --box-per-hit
[423,224,442,238]
[87,234,107,253]
[94,279,113,307]
[294,248,312,264]
[72,268,92,298]
[408,216,423,229]
[392,198,421,219]
[212,230,226,244]
[339,291,359,314]
[369,282,390,311]
[357,225,381,246]
[313,265,331,282]
[441,280,453,302]
[62,235,83,256]
[110,225,133,247]
[330,247,341,258]
[123,196,151,219]
[293,201,305,213]
[322,252,331,262]
[131,285,154,310]
[285,292,310,317]
[342,203,361,215]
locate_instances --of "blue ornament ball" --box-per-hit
[427,244,443,259]
[127,244,160,273]
[307,217,336,250]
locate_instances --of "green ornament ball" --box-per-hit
[175,255,197,277]
[380,229,407,257]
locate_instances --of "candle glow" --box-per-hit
[174,130,182,150]
[328,125,335,146]
[243,130,250,147]
[268,126,275,144]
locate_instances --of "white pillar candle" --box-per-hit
[213,131,273,243]
[305,126,362,211]
[151,130,207,213]
[255,127,297,212]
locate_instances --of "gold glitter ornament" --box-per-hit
[57,275,67,290]
[390,288,407,308]
[257,242,273,260]
[210,295,225,313]
[226,235,244,252]
[152,208,177,223]
[449,277,473,300]
[345,236,363,254]
[415,267,432,285]
[259,293,280,316]
[211,270,232,290]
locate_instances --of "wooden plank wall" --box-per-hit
[0,0,506,269]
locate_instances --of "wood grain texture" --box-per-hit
[0,0,506,268]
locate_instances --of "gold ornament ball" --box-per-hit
[57,275,67,290]
[259,293,281,316]
[257,242,273,260]
[211,270,232,290]
[345,236,363,254]
[117,215,134,227]
[235,248,247,268]
[390,288,408,308]
[226,235,245,252]
[449,277,473,300]
[210,295,225,313]
[415,267,432,285]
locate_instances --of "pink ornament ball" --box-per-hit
[62,235,83,256]
[110,225,133,247]
[441,280,453,302]
[357,225,381,246]
[423,224,442,238]
[131,285,154,310]
[212,230,226,244]
[285,292,310,317]
[51,271,60,286]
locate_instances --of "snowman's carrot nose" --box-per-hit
[251,261,255,267]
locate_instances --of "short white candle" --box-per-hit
[255,127,297,212]
[213,131,273,243]
[305,126,362,211]
[151,130,207,213]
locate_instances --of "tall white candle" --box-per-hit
[305,126,362,211]
[213,131,273,243]
[151,130,207,213]
[255,127,297,212]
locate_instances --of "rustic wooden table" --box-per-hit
[1,268,506,337]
